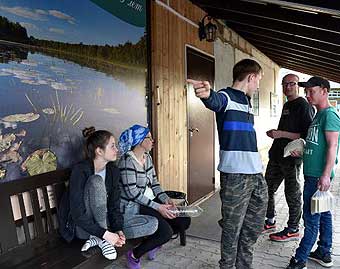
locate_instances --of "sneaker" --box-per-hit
[127,250,141,269]
[270,227,300,242]
[81,235,100,252]
[286,257,306,269]
[309,248,333,267]
[98,239,117,260]
[263,219,276,232]
[148,246,161,260]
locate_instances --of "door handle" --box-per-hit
[189,127,199,133]
[189,128,199,137]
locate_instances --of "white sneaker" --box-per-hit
[99,239,117,260]
[81,235,100,252]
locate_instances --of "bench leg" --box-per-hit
[180,230,186,246]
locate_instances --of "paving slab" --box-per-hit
[104,168,340,269]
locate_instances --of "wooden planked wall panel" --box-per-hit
[151,0,213,193]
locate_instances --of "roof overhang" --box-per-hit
[190,0,340,83]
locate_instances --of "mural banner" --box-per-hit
[90,0,146,27]
[0,0,148,182]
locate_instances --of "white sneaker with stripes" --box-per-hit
[81,235,100,252]
[99,239,117,260]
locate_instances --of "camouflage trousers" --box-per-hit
[265,159,302,230]
[219,172,268,269]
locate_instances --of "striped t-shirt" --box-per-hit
[202,87,263,174]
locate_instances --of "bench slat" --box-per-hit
[0,169,71,196]
[29,190,45,238]
[18,194,31,244]
[41,186,54,233]
[51,184,59,216]
[0,195,18,253]
[52,182,67,214]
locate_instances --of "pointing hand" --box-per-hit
[187,79,211,99]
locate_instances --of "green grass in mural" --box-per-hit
[25,91,84,127]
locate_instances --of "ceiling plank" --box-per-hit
[266,55,339,81]
[265,52,339,74]
[241,33,340,64]
[196,1,340,34]
[254,44,340,70]
[281,63,339,83]
[270,0,340,11]
[224,22,340,55]
[220,14,340,48]
[264,53,340,77]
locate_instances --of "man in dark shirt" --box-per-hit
[264,74,314,242]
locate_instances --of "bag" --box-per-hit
[57,189,75,242]
[283,138,305,157]
[311,190,334,214]
[165,190,188,206]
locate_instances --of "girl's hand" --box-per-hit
[103,231,120,246]
[158,204,176,219]
[115,231,126,247]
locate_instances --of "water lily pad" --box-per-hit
[0,166,6,180]
[0,147,22,163]
[103,108,120,114]
[42,108,55,115]
[22,149,57,176]
[2,113,40,123]
[0,133,16,152]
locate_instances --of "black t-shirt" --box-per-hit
[269,97,314,162]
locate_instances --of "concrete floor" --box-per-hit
[105,168,340,269]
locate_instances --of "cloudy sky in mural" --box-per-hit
[0,0,145,45]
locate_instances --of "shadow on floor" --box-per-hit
[187,192,221,242]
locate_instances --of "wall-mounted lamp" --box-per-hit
[198,15,217,42]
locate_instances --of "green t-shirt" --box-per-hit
[303,106,340,178]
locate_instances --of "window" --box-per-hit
[252,91,259,116]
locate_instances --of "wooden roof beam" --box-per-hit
[225,22,340,55]
[197,1,340,34]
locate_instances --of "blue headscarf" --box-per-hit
[119,124,150,154]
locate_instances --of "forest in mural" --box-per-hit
[0,0,147,181]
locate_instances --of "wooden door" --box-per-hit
[186,47,215,203]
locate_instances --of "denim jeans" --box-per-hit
[295,176,332,262]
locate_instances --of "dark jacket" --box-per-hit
[58,188,74,243]
[69,159,123,238]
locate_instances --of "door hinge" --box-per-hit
[212,177,215,185]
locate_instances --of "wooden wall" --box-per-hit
[150,0,213,193]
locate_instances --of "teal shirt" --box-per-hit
[303,106,340,178]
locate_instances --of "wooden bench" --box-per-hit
[0,169,186,268]
[0,169,113,269]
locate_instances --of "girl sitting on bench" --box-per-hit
[69,127,125,260]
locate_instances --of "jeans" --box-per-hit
[295,176,332,262]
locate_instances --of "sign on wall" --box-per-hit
[0,0,148,181]
[90,0,146,27]
[270,92,279,117]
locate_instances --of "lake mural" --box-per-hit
[0,0,147,181]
